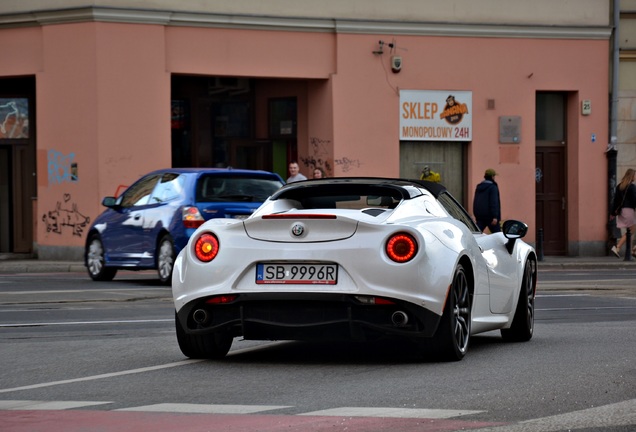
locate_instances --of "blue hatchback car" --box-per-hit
[84,168,285,284]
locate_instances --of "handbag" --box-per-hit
[613,188,627,216]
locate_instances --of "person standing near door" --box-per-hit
[610,168,636,258]
[473,168,501,233]
[287,161,307,183]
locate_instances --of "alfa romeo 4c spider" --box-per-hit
[172,178,537,361]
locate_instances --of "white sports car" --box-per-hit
[172,178,537,361]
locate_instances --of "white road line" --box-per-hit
[472,398,636,431]
[0,288,168,295]
[0,400,111,410]
[0,319,172,327]
[538,306,636,311]
[0,342,283,395]
[299,407,483,419]
[0,360,203,394]
[117,403,292,414]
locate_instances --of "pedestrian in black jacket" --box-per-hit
[473,168,501,233]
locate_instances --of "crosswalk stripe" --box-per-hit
[468,398,636,431]
[0,400,480,419]
[299,407,484,419]
[117,403,293,414]
[0,400,111,410]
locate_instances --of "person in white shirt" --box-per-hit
[287,161,307,183]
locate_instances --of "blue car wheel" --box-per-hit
[86,234,117,282]
[157,234,175,285]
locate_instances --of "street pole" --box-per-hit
[608,0,620,255]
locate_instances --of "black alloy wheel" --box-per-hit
[501,259,536,342]
[429,263,471,361]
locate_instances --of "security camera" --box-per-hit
[391,56,402,73]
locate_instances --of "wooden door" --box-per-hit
[535,146,567,255]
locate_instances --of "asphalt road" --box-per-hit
[0,269,634,431]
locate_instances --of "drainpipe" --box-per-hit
[607,0,619,247]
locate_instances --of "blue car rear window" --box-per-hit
[196,175,282,202]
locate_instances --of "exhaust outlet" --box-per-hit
[193,309,209,325]
[391,311,409,327]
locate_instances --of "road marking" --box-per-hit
[0,400,479,420]
[0,288,168,294]
[299,407,483,419]
[0,360,203,394]
[0,400,111,410]
[0,342,283,394]
[0,319,172,328]
[4,399,630,430]
[538,306,636,312]
[471,398,636,431]
[118,403,292,414]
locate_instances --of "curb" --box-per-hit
[0,262,86,274]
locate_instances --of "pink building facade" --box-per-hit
[0,2,611,259]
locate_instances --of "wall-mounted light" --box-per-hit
[391,56,402,73]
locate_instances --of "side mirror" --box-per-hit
[502,220,528,253]
[101,196,118,208]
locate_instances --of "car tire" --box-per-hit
[175,312,233,359]
[157,234,175,285]
[86,234,117,281]
[501,259,536,342]
[428,263,471,361]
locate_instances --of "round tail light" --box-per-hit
[386,233,417,263]
[194,233,219,262]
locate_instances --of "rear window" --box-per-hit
[196,175,282,202]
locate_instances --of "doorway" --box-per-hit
[0,146,11,252]
[535,92,567,255]
[0,77,36,255]
[399,141,467,206]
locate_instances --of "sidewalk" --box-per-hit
[0,255,635,274]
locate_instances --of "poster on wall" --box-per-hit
[399,90,472,141]
[0,98,29,139]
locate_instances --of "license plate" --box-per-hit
[256,263,338,285]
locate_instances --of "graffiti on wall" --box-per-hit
[0,98,29,139]
[334,157,362,173]
[42,193,90,237]
[301,137,334,176]
[48,150,78,184]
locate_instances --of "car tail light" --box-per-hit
[194,233,219,262]
[183,206,205,229]
[386,232,418,263]
[206,295,238,304]
[354,295,396,305]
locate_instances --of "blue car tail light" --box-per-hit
[183,206,205,229]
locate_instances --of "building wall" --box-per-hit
[618,0,636,179]
[0,0,609,26]
[0,2,612,258]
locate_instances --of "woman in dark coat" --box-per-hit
[611,168,636,258]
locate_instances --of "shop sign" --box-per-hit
[399,90,472,141]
